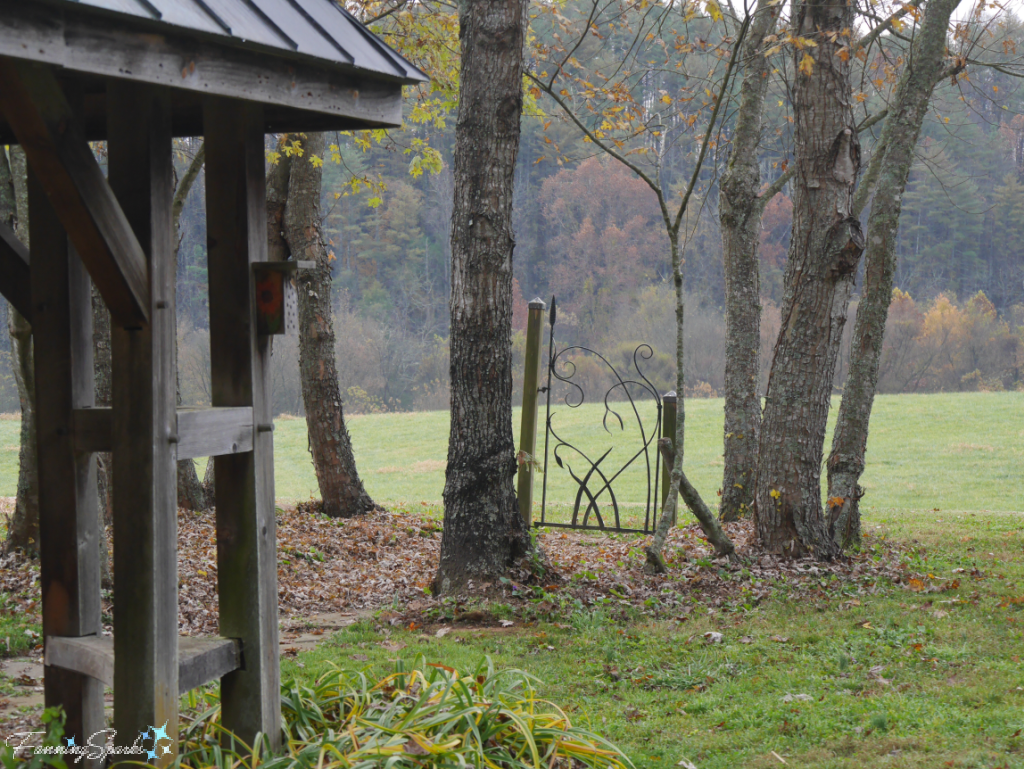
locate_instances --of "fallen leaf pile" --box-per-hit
[0,505,933,641]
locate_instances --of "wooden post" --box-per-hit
[204,97,282,750]
[30,171,105,748]
[108,82,179,762]
[516,298,546,526]
[661,391,677,526]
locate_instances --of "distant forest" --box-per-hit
[3,12,1023,415]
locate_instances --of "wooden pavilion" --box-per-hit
[0,0,425,761]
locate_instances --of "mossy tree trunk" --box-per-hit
[435,0,531,593]
[2,146,38,555]
[754,0,863,559]
[827,0,963,548]
[718,0,780,522]
[173,142,209,511]
[280,133,375,518]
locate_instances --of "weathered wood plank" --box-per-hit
[29,170,105,751]
[72,407,111,454]
[73,407,254,458]
[47,636,241,695]
[0,57,149,327]
[178,637,242,695]
[176,407,254,460]
[46,635,241,695]
[0,221,31,320]
[108,81,179,764]
[205,97,282,751]
[44,635,113,689]
[0,5,405,135]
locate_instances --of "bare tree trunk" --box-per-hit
[435,0,530,593]
[173,142,209,511]
[827,0,963,549]
[718,0,780,522]
[6,307,36,553]
[2,146,38,554]
[754,0,863,559]
[90,287,114,586]
[282,133,375,518]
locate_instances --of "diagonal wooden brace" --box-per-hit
[0,57,149,327]
[0,221,31,322]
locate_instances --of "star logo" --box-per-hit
[65,736,76,748]
[142,721,172,763]
[149,723,169,744]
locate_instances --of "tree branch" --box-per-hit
[755,107,891,215]
[672,10,753,233]
[172,142,205,244]
[527,74,662,196]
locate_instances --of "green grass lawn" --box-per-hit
[5,391,1016,514]
[284,507,1024,768]
[1,392,1022,763]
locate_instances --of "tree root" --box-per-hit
[646,438,736,573]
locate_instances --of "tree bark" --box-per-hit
[718,0,780,522]
[283,132,376,518]
[3,146,39,554]
[435,0,530,593]
[827,0,963,549]
[754,0,863,559]
[173,142,209,511]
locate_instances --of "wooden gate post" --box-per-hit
[516,298,546,526]
[108,82,179,761]
[29,172,105,746]
[661,391,677,526]
[204,97,282,750]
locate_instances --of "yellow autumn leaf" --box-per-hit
[799,53,814,76]
[705,0,723,22]
[660,94,672,105]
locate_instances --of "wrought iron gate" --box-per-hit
[538,296,664,534]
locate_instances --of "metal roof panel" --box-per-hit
[304,1,419,78]
[62,0,428,83]
[143,0,228,35]
[246,0,349,60]
[198,0,296,48]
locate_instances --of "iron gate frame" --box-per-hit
[537,296,666,534]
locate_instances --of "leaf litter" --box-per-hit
[0,507,946,642]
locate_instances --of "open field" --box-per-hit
[0,391,1019,515]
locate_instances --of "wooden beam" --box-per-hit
[178,637,243,695]
[0,57,149,327]
[0,5,406,133]
[72,407,255,458]
[0,221,31,321]
[108,81,178,764]
[29,171,105,753]
[177,407,254,460]
[205,97,282,751]
[72,407,110,454]
[45,635,241,695]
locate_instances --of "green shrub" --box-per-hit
[179,655,633,769]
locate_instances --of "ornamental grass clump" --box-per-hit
[178,655,634,769]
